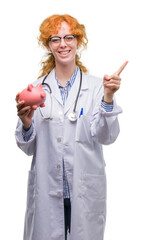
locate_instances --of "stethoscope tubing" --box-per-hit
[73,68,82,113]
[42,75,52,93]
[41,68,82,121]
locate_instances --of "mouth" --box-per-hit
[58,50,71,55]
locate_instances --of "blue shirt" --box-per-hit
[22,68,113,199]
[54,66,78,105]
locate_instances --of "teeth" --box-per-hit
[59,51,70,55]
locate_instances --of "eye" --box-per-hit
[51,37,60,43]
[65,35,75,41]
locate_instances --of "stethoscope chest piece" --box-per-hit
[68,112,77,122]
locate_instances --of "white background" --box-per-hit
[0,0,143,239]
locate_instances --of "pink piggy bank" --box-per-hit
[19,83,46,110]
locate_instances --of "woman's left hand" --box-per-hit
[103,61,128,103]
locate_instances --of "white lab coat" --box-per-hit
[15,69,122,240]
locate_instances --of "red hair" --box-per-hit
[38,14,88,78]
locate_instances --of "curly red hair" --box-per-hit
[38,14,88,78]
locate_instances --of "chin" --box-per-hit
[57,56,76,66]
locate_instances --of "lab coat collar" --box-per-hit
[42,68,89,114]
[42,69,63,105]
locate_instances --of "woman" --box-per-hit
[15,14,128,240]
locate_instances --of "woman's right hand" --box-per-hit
[15,92,35,130]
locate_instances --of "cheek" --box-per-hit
[47,43,56,54]
[71,43,77,53]
[49,47,57,56]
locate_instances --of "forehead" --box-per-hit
[53,22,71,36]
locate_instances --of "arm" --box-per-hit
[90,61,128,145]
[91,88,122,145]
[15,120,36,156]
[15,93,36,156]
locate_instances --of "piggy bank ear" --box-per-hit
[27,84,34,92]
[37,83,42,88]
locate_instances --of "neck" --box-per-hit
[55,62,76,86]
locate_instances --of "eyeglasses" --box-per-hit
[47,34,78,45]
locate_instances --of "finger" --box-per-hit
[104,76,121,82]
[18,108,35,120]
[16,100,25,110]
[103,75,111,81]
[104,83,120,89]
[115,60,128,76]
[17,108,29,117]
[104,79,121,85]
[111,75,121,81]
[28,109,35,118]
[17,106,31,116]
[104,75,121,82]
[15,92,21,102]
[17,109,30,117]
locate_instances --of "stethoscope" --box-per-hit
[39,68,82,122]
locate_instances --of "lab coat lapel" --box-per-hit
[43,69,63,106]
[64,71,89,115]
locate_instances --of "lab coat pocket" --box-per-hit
[26,170,36,209]
[81,174,106,213]
[75,116,91,144]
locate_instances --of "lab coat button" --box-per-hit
[57,192,62,198]
[57,138,61,143]
[57,164,61,169]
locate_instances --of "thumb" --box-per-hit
[103,74,111,81]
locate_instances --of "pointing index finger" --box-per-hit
[116,61,128,76]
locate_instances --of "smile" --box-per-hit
[58,50,71,55]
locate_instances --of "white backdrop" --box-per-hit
[0,0,143,239]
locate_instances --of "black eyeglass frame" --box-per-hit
[47,34,78,43]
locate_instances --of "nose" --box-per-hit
[59,38,67,48]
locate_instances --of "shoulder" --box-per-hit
[32,69,55,86]
[32,75,47,86]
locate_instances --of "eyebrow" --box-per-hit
[50,34,72,38]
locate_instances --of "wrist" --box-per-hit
[23,124,31,131]
[103,94,114,104]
